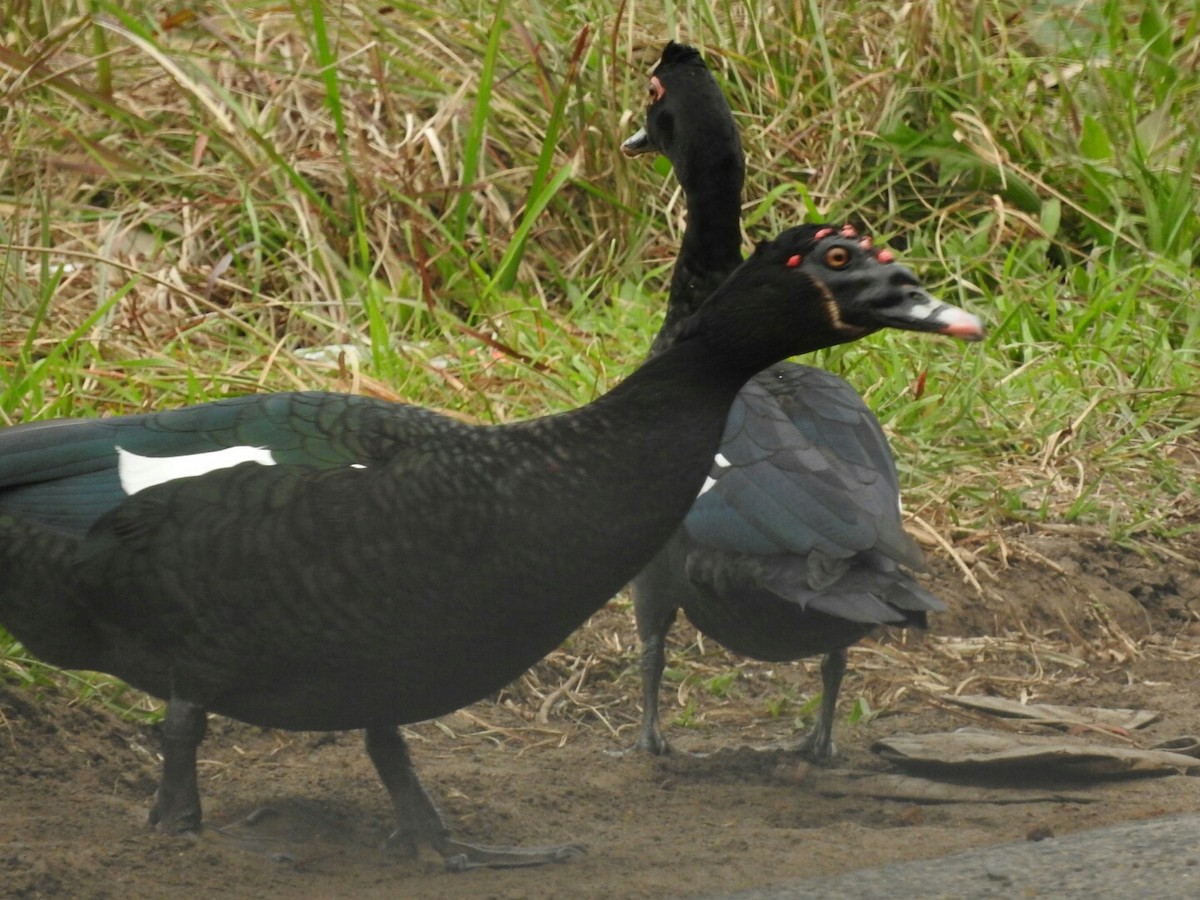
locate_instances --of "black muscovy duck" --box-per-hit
[0,225,980,870]
[623,42,978,761]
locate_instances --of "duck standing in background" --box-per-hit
[624,41,964,762]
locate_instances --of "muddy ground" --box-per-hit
[3,529,1200,899]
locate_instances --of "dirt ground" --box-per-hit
[3,528,1200,899]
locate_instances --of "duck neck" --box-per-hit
[651,163,745,355]
[513,336,752,602]
[541,306,806,550]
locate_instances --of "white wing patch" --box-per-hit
[116,445,276,495]
[698,453,732,496]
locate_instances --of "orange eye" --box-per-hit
[825,246,851,269]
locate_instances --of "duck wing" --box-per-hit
[0,392,452,537]
[685,364,925,570]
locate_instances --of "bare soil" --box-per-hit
[3,530,1200,899]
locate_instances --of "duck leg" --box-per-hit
[633,607,678,755]
[626,566,682,755]
[149,698,208,833]
[795,649,846,764]
[364,725,585,871]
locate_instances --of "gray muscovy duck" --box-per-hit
[623,41,975,761]
[0,225,980,870]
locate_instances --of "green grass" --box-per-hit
[1,0,1198,690]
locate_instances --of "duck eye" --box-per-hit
[648,75,665,102]
[824,246,851,269]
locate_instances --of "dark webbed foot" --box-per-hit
[622,735,715,759]
[366,725,585,871]
[752,731,834,761]
[608,720,673,757]
[793,723,836,765]
[634,720,672,755]
[148,698,208,833]
[439,839,585,872]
